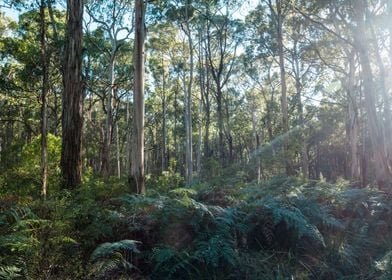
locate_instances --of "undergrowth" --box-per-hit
[1,176,392,279]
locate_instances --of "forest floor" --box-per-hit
[1,173,392,279]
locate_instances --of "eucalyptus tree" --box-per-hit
[203,1,242,165]
[39,0,49,196]
[0,5,65,193]
[352,0,392,185]
[129,0,146,194]
[244,1,288,173]
[148,23,180,173]
[61,0,84,189]
[163,0,197,185]
[85,0,133,179]
[293,0,392,184]
[285,3,323,179]
[269,0,290,174]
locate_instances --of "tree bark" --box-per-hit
[295,78,309,179]
[61,0,84,189]
[251,106,261,183]
[354,0,392,185]
[389,1,392,67]
[275,0,290,175]
[161,55,167,173]
[40,0,49,197]
[129,0,146,194]
[197,28,204,176]
[116,123,121,178]
[217,87,224,163]
[291,33,309,179]
[100,56,115,179]
[345,49,361,182]
[184,1,193,185]
[369,24,392,160]
[203,50,211,159]
[197,94,202,176]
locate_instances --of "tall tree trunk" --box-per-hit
[184,2,193,186]
[295,79,309,179]
[354,0,392,185]
[61,0,84,189]
[129,0,146,194]
[203,53,211,159]
[197,88,203,176]
[101,56,115,179]
[251,107,261,183]
[161,55,167,172]
[346,50,361,182]
[225,98,234,163]
[40,0,48,197]
[275,0,290,175]
[197,29,204,176]
[173,81,179,172]
[116,123,121,178]
[369,25,392,159]
[217,86,224,164]
[389,1,392,66]
[126,93,131,176]
[269,0,292,175]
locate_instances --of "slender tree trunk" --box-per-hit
[203,54,211,159]
[197,29,204,176]
[275,0,290,175]
[217,87,224,164]
[126,93,131,175]
[116,123,121,178]
[295,78,309,179]
[40,0,48,197]
[370,25,392,159]
[389,1,392,66]
[129,0,146,194]
[354,0,392,185]
[101,56,115,179]
[184,3,193,185]
[225,98,234,163]
[346,50,360,182]
[173,81,179,172]
[251,108,261,183]
[197,88,202,176]
[161,56,167,173]
[61,0,84,189]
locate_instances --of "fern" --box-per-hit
[293,197,344,230]
[90,240,141,262]
[89,240,141,279]
[195,235,237,268]
[169,188,197,197]
[0,266,22,280]
[256,197,326,246]
[151,246,201,279]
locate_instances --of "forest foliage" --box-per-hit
[2,0,392,279]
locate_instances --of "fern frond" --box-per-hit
[259,197,325,246]
[0,266,22,280]
[90,240,141,262]
[169,188,197,197]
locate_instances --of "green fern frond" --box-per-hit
[259,197,325,246]
[294,197,344,229]
[90,240,141,262]
[0,266,22,280]
[196,235,237,268]
[169,188,197,197]
[151,246,200,279]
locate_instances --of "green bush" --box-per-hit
[1,134,61,197]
